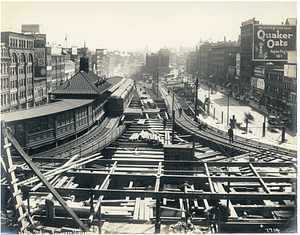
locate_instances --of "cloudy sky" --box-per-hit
[1,1,297,52]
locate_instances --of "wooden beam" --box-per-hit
[6,127,89,232]
[204,163,214,193]
[249,163,271,194]
[88,161,117,223]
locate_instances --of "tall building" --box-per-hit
[1,43,11,112]
[1,31,35,111]
[210,40,240,87]
[96,49,109,78]
[33,34,51,106]
[51,43,66,90]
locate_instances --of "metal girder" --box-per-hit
[20,186,295,201]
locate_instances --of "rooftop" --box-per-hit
[2,99,94,122]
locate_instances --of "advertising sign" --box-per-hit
[34,34,46,47]
[257,78,265,90]
[253,25,296,61]
[34,48,46,77]
[22,24,40,34]
[251,77,258,88]
[254,66,265,78]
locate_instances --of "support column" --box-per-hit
[194,78,198,121]
[155,198,161,234]
[172,110,175,144]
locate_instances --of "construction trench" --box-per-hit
[1,83,297,234]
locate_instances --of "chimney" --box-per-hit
[224,36,226,42]
[79,51,89,73]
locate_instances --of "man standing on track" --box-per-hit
[228,127,234,142]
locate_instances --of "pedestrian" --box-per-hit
[179,108,182,117]
[163,117,167,129]
[228,127,234,142]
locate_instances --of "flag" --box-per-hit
[65,34,67,41]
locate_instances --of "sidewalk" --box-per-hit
[195,83,297,153]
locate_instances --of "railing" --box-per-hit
[45,124,126,159]
[160,85,297,155]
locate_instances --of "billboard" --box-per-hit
[22,24,40,34]
[34,48,46,77]
[253,25,296,61]
[34,34,46,47]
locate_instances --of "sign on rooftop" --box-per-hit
[21,24,40,34]
[253,24,296,61]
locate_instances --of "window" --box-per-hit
[61,113,66,125]
[36,120,42,132]
[4,94,6,105]
[28,120,35,134]
[56,115,61,126]
[41,118,48,131]
[48,117,54,129]
[16,123,24,135]
[66,112,70,123]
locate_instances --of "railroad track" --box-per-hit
[13,116,124,162]
[160,85,297,163]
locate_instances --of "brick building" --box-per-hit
[1,31,35,111]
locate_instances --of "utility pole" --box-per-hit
[156,68,159,98]
[207,83,210,116]
[262,116,266,137]
[194,78,198,121]
[227,93,230,126]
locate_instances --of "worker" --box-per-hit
[179,108,183,117]
[163,117,167,129]
[228,127,234,142]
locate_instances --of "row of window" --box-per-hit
[1,63,9,74]
[57,111,75,127]
[1,94,9,106]
[10,66,33,76]
[1,47,9,57]
[11,53,33,64]
[28,117,54,134]
[10,38,34,49]
[284,81,297,92]
[266,73,283,82]
[1,78,8,90]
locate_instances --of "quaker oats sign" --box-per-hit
[253,25,296,61]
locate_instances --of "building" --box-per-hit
[1,43,11,112]
[210,40,240,87]
[33,34,51,106]
[240,17,296,98]
[1,31,35,111]
[239,18,260,95]
[186,51,197,76]
[284,50,297,132]
[197,42,213,81]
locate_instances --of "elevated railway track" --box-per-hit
[1,82,297,234]
[160,85,297,163]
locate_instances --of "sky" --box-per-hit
[1,1,297,52]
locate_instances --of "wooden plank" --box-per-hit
[191,185,199,208]
[214,182,239,219]
[145,198,151,221]
[179,198,185,218]
[4,125,88,232]
[125,181,134,201]
[139,199,145,220]
[133,197,141,220]
[204,163,214,193]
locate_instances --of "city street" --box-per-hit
[195,82,297,151]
